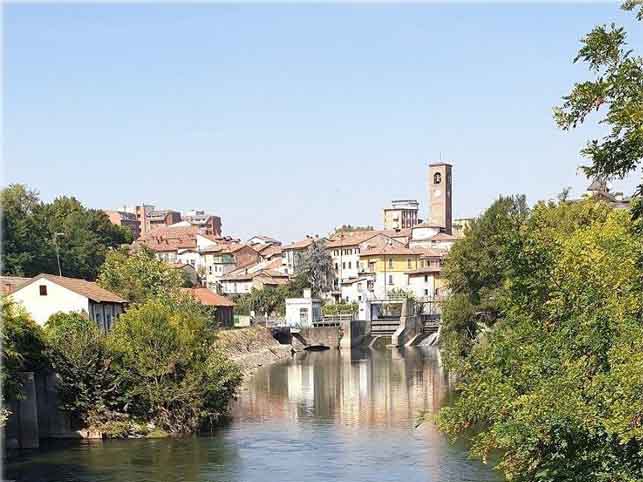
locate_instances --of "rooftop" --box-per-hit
[15,274,127,303]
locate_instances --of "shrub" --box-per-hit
[44,311,123,423]
[108,299,241,432]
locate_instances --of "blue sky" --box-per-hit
[4,3,642,242]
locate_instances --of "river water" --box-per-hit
[6,346,501,482]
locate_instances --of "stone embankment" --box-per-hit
[214,326,292,377]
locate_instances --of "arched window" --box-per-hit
[433,172,442,184]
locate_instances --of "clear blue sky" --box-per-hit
[4,3,642,242]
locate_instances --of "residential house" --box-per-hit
[358,245,424,299]
[148,209,182,231]
[408,223,457,251]
[247,235,281,246]
[183,210,222,236]
[406,250,447,299]
[11,274,127,330]
[326,230,404,299]
[256,244,284,264]
[181,288,235,327]
[171,262,199,287]
[220,260,289,295]
[281,237,315,275]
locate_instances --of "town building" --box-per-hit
[452,217,473,238]
[427,162,453,234]
[180,288,235,327]
[121,204,155,237]
[247,235,281,246]
[104,210,141,239]
[10,274,127,330]
[285,289,321,327]
[405,250,447,299]
[383,200,420,230]
[358,245,424,300]
[148,209,182,231]
[219,261,289,295]
[408,224,457,251]
[326,231,404,298]
[281,237,315,275]
[0,276,30,296]
[182,210,222,237]
[572,177,633,209]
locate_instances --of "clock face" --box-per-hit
[433,188,442,198]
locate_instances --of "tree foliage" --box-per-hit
[44,312,123,424]
[0,298,48,402]
[554,3,643,217]
[97,246,183,304]
[1,184,132,279]
[299,239,334,296]
[108,300,242,432]
[437,199,643,481]
[440,195,529,361]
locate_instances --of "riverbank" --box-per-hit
[214,326,292,378]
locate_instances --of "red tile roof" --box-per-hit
[180,288,234,307]
[326,231,381,248]
[360,245,424,257]
[0,276,31,295]
[283,238,315,250]
[15,274,127,303]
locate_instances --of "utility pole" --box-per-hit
[53,232,64,276]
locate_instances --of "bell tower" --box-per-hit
[427,162,452,234]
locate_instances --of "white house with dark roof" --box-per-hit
[10,274,128,331]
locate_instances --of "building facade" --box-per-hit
[104,210,141,239]
[383,200,420,230]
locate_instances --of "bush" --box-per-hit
[44,312,123,423]
[108,300,241,432]
[1,298,48,402]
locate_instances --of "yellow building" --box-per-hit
[359,245,424,299]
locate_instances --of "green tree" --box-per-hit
[1,185,132,279]
[0,185,52,276]
[437,200,643,482]
[440,195,529,362]
[44,312,123,424]
[554,2,643,217]
[299,239,334,296]
[41,196,132,280]
[108,300,241,432]
[97,246,183,304]
[0,298,49,402]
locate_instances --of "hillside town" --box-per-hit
[2,160,633,331]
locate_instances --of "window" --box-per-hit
[299,307,309,323]
[407,259,412,269]
[335,263,339,271]
[388,258,393,269]
[434,172,442,184]
[348,262,352,269]
[39,285,47,296]
[388,275,393,285]
[424,289,429,296]
[424,275,428,282]
[209,266,212,274]
[358,295,362,301]
[342,262,346,269]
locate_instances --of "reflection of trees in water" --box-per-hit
[5,436,243,482]
[237,347,450,429]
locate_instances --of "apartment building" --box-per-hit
[104,210,141,239]
[383,200,420,230]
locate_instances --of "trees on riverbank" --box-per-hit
[437,198,643,481]
[1,184,132,280]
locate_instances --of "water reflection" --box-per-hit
[235,347,449,429]
[5,346,501,482]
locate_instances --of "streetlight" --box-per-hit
[53,232,64,276]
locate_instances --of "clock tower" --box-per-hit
[427,162,452,234]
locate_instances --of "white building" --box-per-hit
[11,274,128,331]
[285,289,321,327]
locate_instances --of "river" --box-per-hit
[5,346,501,482]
